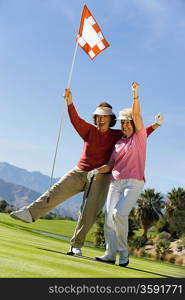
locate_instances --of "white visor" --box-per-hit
[117,116,133,121]
[117,110,133,120]
[93,107,114,116]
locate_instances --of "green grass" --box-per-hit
[0,213,96,243]
[0,213,185,278]
[134,227,158,238]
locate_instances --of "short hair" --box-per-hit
[93,102,117,127]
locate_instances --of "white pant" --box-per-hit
[104,179,144,259]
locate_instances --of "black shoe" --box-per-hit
[67,246,82,256]
[67,246,74,256]
[119,259,129,267]
[96,256,115,264]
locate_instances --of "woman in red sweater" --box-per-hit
[10,88,163,256]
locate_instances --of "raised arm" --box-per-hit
[146,113,165,136]
[131,82,144,132]
[63,88,91,140]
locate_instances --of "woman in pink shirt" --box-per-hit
[93,82,148,267]
[10,84,162,258]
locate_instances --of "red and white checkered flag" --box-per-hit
[77,5,110,60]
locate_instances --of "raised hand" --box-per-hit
[132,82,139,98]
[63,88,72,105]
[155,113,165,125]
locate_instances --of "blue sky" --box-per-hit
[0,0,185,194]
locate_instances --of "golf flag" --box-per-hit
[77,5,110,60]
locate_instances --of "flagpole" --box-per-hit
[67,38,79,88]
[48,39,79,192]
[48,108,64,191]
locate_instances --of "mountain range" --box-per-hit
[0,162,59,193]
[0,162,83,220]
[0,177,41,208]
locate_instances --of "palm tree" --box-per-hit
[167,187,185,210]
[135,188,164,239]
[166,187,185,237]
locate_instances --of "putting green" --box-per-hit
[0,213,185,278]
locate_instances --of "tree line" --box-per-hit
[93,186,185,263]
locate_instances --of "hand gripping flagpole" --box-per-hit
[48,40,79,193]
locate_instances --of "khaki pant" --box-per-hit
[70,172,111,248]
[28,167,111,248]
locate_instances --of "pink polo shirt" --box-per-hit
[110,127,147,181]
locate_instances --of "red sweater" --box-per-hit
[68,104,154,171]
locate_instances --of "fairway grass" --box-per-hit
[0,213,185,278]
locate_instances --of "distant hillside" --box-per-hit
[0,162,87,219]
[0,162,59,193]
[0,177,83,219]
[0,177,41,208]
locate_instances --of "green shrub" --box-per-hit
[177,234,185,251]
[170,210,185,238]
[155,239,172,260]
[158,231,171,241]
[93,211,105,248]
[129,235,147,249]
[155,215,170,233]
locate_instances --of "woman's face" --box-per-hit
[96,115,111,132]
[121,120,134,137]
